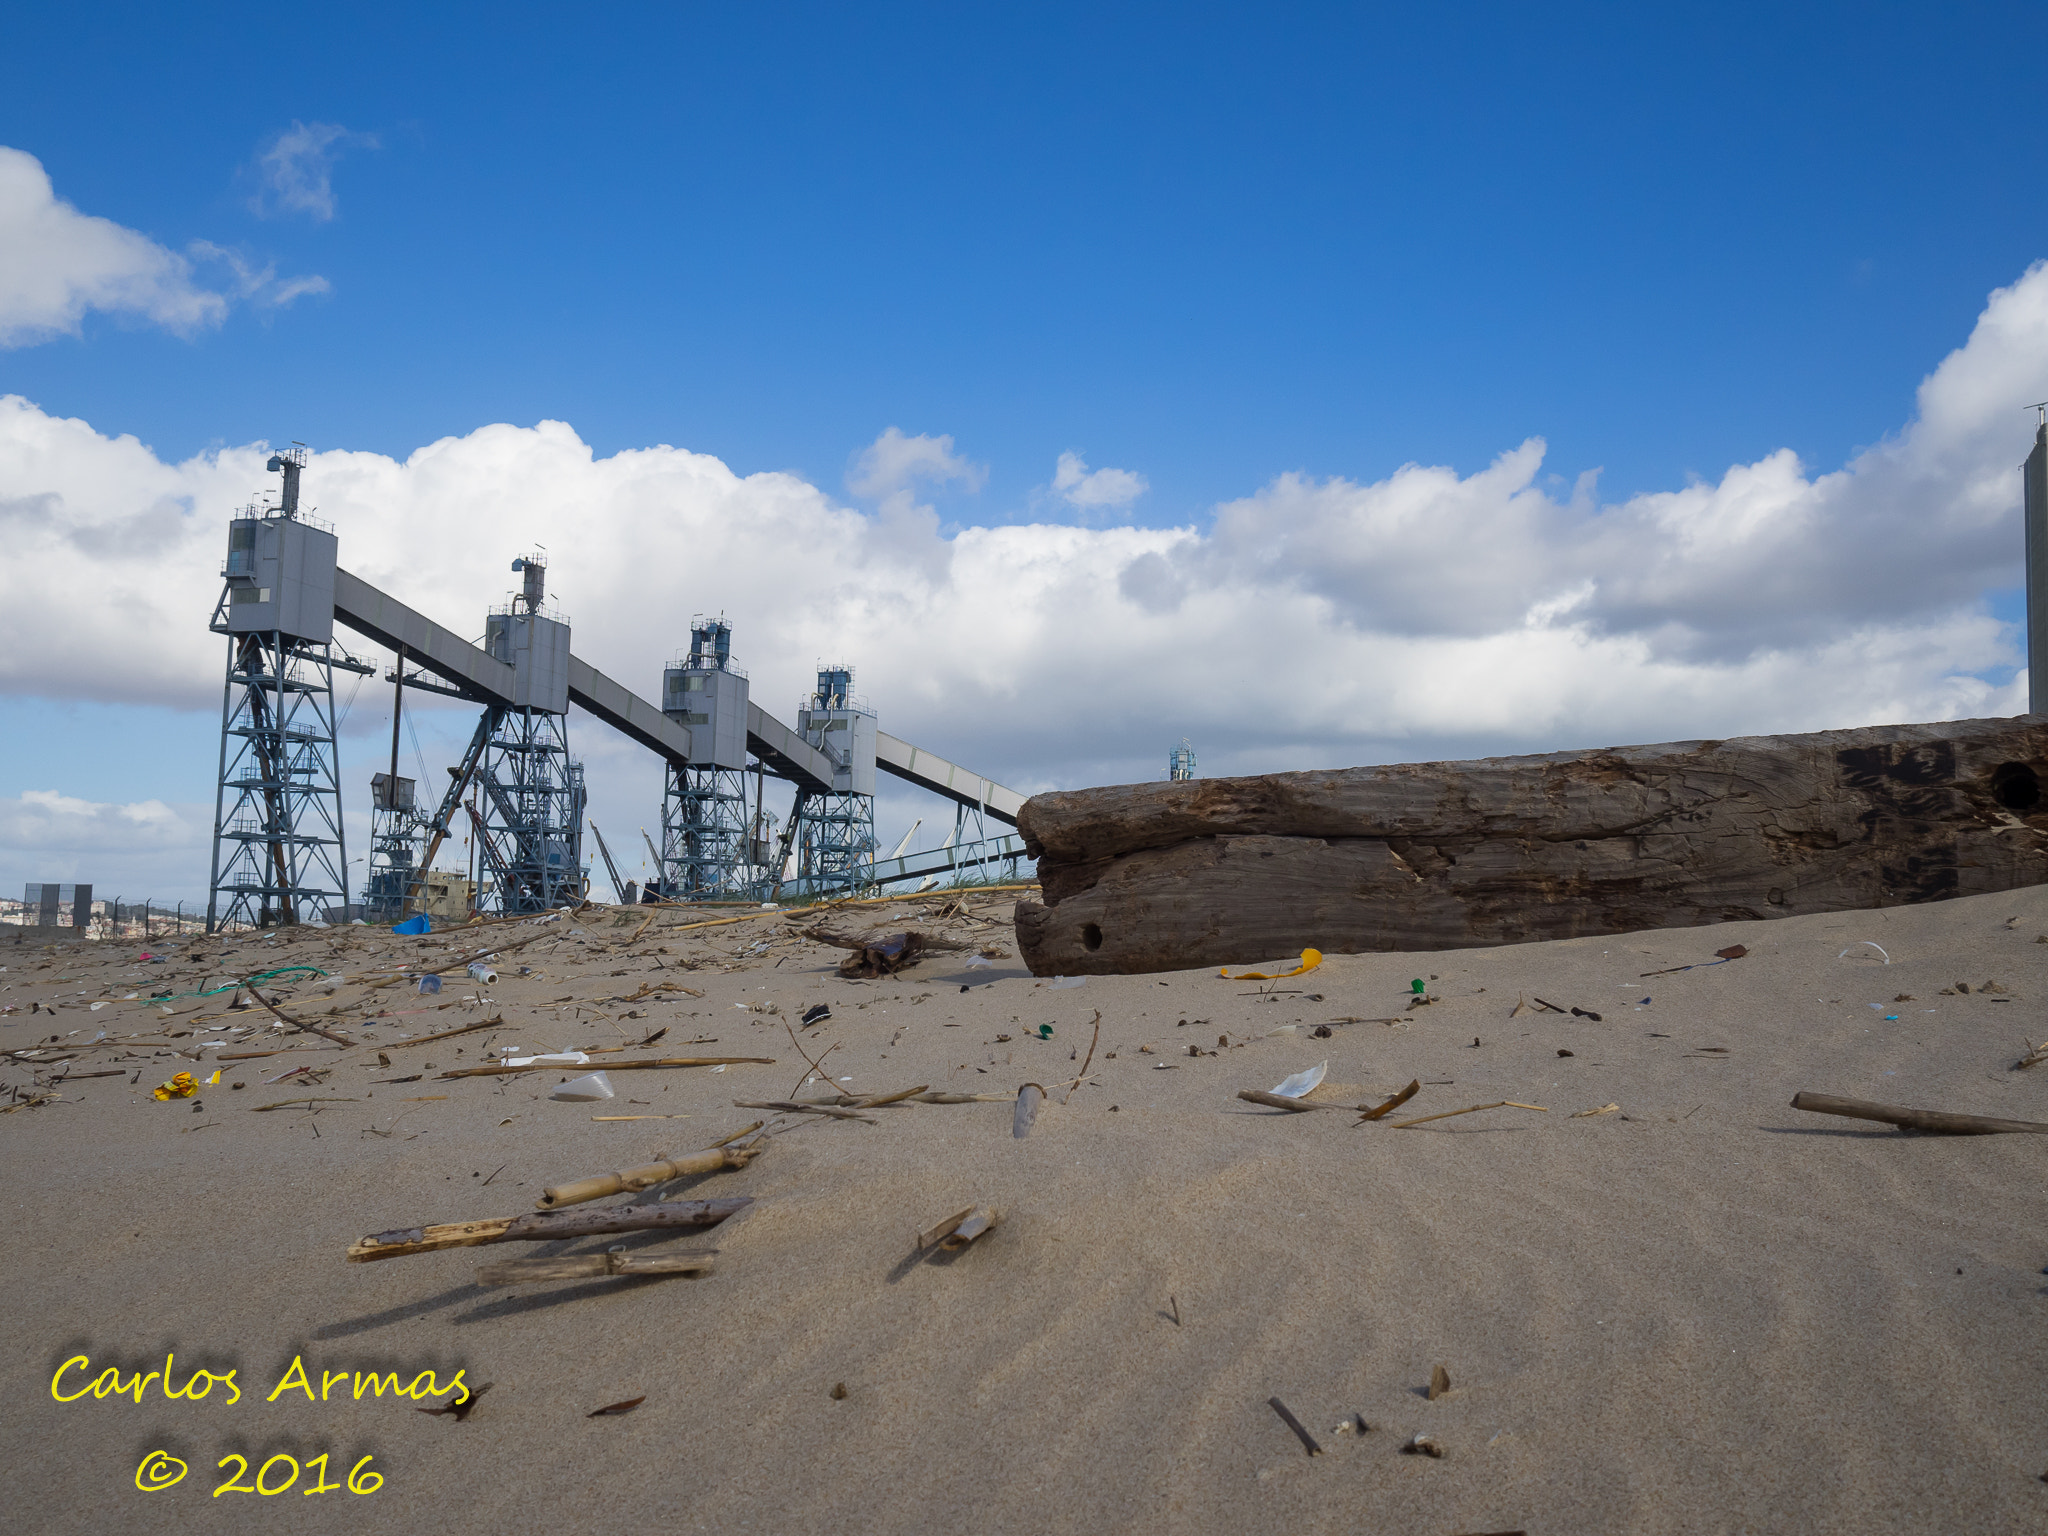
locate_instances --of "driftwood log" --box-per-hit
[1013,716,2048,975]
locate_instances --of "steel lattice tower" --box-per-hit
[467,554,588,914]
[659,618,756,899]
[206,448,357,931]
[789,664,877,896]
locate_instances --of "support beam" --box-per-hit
[876,732,1024,825]
[746,702,837,792]
[334,569,517,707]
[567,656,696,767]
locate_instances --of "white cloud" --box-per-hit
[250,121,375,221]
[0,146,228,346]
[1053,450,1148,510]
[4,263,2047,871]
[0,146,329,348]
[848,427,987,499]
[0,789,209,901]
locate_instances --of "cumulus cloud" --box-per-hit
[250,121,376,221]
[1053,450,1148,510]
[0,789,209,899]
[847,427,987,499]
[4,265,2047,862]
[0,145,328,347]
[0,146,228,346]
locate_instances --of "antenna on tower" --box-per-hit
[2028,402,2048,428]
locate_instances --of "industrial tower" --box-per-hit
[205,447,362,930]
[467,554,588,912]
[787,664,878,894]
[658,618,757,898]
[1169,738,1197,780]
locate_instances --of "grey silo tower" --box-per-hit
[204,446,356,931]
[658,617,755,899]
[467,553,587,912]
[788,664,878,894]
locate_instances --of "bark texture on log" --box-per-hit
[1013,716,2048,975]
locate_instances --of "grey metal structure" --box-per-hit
[198,444,1037,919]
[24,883,92,929]
[467,555,588,913]
[784,665,879,895]
[658,618,756,898]
[205,448,361,931]
[2026,412,2048,714]
[364,771,420,922]
[1170,738,1197,781]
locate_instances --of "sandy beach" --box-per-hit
[5,886,2047,1534]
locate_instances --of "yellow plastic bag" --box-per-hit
[1219,947,1323,982]
[153,1072,198,1101]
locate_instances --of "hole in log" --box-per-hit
[1991,762,2042,812]
[1082,923,1103,951]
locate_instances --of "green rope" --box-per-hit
[144,965,330,1005]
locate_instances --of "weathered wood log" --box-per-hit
[1789,1091,2048,1135]
[1014,716,2048,975]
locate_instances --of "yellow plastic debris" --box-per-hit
[206,1068,223,1086]
[1219,948,1323,982]
[153,1072,198,1101]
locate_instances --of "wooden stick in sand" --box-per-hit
[241,977,355,1047]
[1384,1099,1547,1129]
[912,1091,1016,1104]
[436,1055,772,1079]
[538,1130,766,1209]
[1789,1091,2048,1135]
[1061,1011,1101,1104]
[475,1251,715,1286]
[732,1098,877,1122]
[1236,1089,1341,1112]
[378,1014,505,1050]
[346,1197,751,1262]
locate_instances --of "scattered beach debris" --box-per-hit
[805,928,969,979]
[1838,942,1890,963]
[152,1072,197,1101]
[2014,1041,2048,1071]
[1220,949,1323,983]
[1789,1091,2048,1136]
[1400,1432,1444,1458]
[476,1251,714,1286]
[1267,1396,1323,1456]
[346,1197,752,1261]
[1571,1103,1621,1118]
[800,1003,831,1026]
[586,1396,646,1417]
[550,1071,615,1102]
[830,1382,848,1400]
[1428,1364,1451,1401]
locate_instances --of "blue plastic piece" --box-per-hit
[394,914,431,935]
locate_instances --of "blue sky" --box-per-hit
[8,2,2048,904]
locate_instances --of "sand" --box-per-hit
[4,886,2047,1533]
